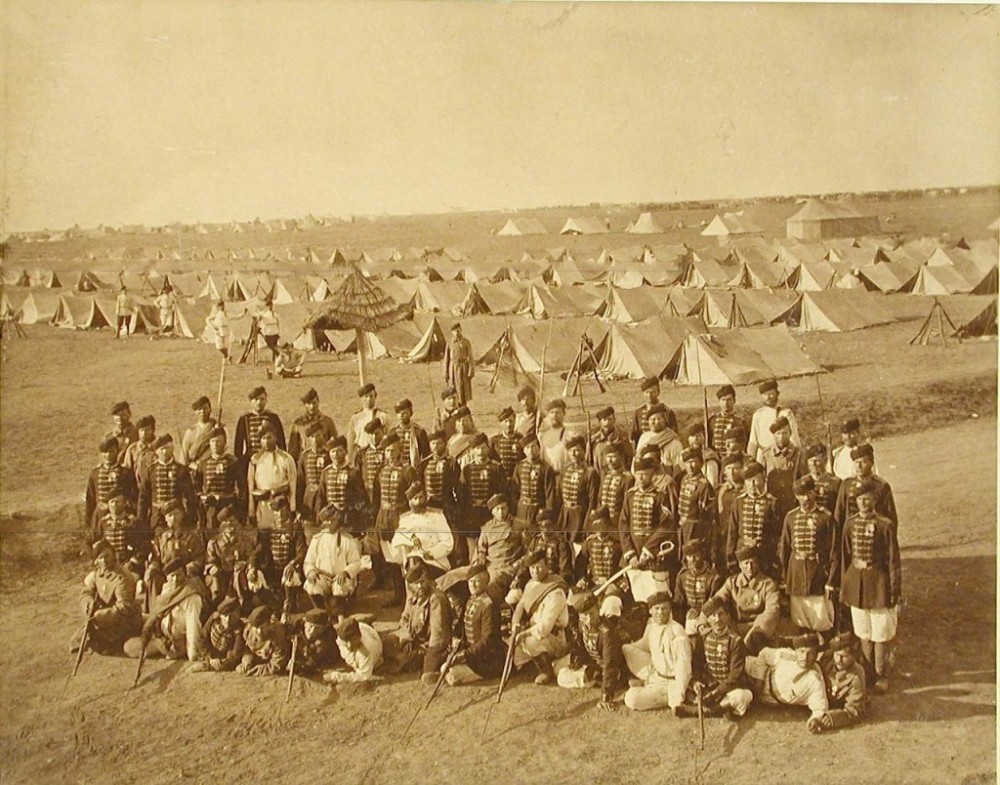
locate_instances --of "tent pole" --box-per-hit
[356,327,367,386]
[815,373,832,453]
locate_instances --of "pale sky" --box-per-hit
[2,1,998,231]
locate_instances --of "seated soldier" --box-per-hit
[574,506,626,598]
[390,482,455,581]
[509,549,569,685]
[190,596,246,672]
[745,633,829,731]
[255,496,308,614]
[445,563,506,685]
[77,542,142,655]
[677,596,753,721]
[712,546,782,655]
[274,342,305,378]
[622,591,693,714]
[204,514,252,606]
[521,509,574,585]
[323,617,385,684]
[389,562,452,685]
[144,499,204,610]
[557,590,626,711]
[289,608,341,676]
[303,505,365,616]
[237,605,291,676]
[809,632,867,734]
[124,558,206,661]
[673,538,723,637]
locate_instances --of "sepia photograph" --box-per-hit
[0,2,997,783]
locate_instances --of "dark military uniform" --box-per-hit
[674,564,723,623]
[591,427,633,476]
[240,621,291,675]
[707,412,748,454]
[510,458,556,532]
[138,460,199,531]
[597,468,634,528]
[204,529,254,602]
[234,410,286,462]
[421,452,461,520]
[762,445,807,523]
[460,459,507,539]
[726,491,781,576]
[80,562,143,654]
[714,480,741,573]
[821,660,867,729]
[257,524,307,605]
[522,533,574,583]
[393,423,431,469]
[810,471,842,515]
[201,614,246,671]
[85,462,138,538]
[698,626,749,708]
[357,444,384,505]
[619,484,678,574]
[373,461,419,540]
[575,532,625,596]
[834,475,898,531]
[567,611,626,703]
[397,584,453,675]
[434,406,461,441]
[779,504,838,599]
[556,460,599,542]
[296,447,327,515]
[490,432,522,483]
[94,510,146,569]
[194,452,241,530]
[630,402,678,444]
[461,591,506,678]
[287,412,336,461]
[676,470,716,557]
[317,461,367,534]
[840,511,901,612]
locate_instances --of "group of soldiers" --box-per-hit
[78,369,900,733]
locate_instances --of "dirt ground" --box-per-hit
[0,319,996,784]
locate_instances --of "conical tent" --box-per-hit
[306,266,412,383]
[594,316,705,379]
[627,212,665,234]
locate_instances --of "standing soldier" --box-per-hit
[830,418,878,480]
[556,435,599,543]
[779,476,838,634]
[707,385,748,456]
[317,435,366,534]
[180,396,217,468]
[443,322,475,405]
[538,399,572,474]
[287,388,337,462]
[620,456,679,602]
[510,434,555,534]
[246,424,297,530]
[194,427,241,531]
[721,426,750,463]
[114,286,135,339]
[421,430,462,541]
[93,492,145,582]
[684,425,721,488]
[105,401,139,457]
[596,443,634,527]
[459,433,508,563]
[234,386,286,467]
[634,403,684,477]
[490,407,522,484]
[522,510,574,584]
[725,462,781,577]
[138,435,199,532]
[356,419,387,506]
[122,415,158,484]
[514,385,539,439]
[747,379,800,463]
[676,447,716,556]
[840,480,901,694]
[447,406,479,466]
[630,377,678,445]
[834,444,897,531]
[296,424,328,518]
[591,406,633,476]
[372,434,420,605]
[761,416,807,524]
[86,438,138,539]
[434,387,462,440]
[803,444,841,514]
[391,398,430,469]
[715,455,744,573]
[346,383,388,463]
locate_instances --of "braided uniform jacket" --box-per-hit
[97,464,126,506]
[810,472,841,515]
[374,463,416,534]
[462,461,505,536]
[599,470,632,521]
[727,491,779,572]
[512,459,550,529]
[491,433,521,480]
[245,413,265,453]
[701,627,747,692]
[198,453,239,497]
[462,593,506,678]
[266,528,305,567]
[321,463,351,509]
[707,412,747,453]
[620,485,675,567]
[205,618,245,667]
[557,461,596,541]
[206,534,248,572]
[359,446,384,500]
[99,512,136,562]
[840,511,900,610]
[578,533,624,592]
[779,505,837,597]
[422,455,457,509]
[675,564,721,615]
[151,527,203,566]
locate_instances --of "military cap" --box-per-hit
[603,441,624,456]
[137,415,156,429]
[163,557,185,576]
[758,379,778,394]
[497,407,515,422]
[850,444,874,461]
[454,406,472,420]
[304,609,329,626]
[327,435,347,451]
[646,402,668,417]
[634,457,658,472]
[588,506,611,525]
[363,418,384,435]
[162,499,185,516]
[405,481,426,501]
[682,423,704,439]
[723,426,746,442]
[209,426,227,441]
[111,401,130,415]
[191,396,211,410]
[794,476,817,495]
[218,597,241,615]
[519,433,538,449]
[92,540,116,561]
[336,617,361,640]
[404,562,429,583]
[841,417,861,434]
[152,434,174,449]
[804,443,826,460]
[735,545,759,563]
[684,537,708,557]
[516,385,536,401]
[429,429,447,443]
[854,479,878,497]
[99,437,119,453]
[700,596,730,618]
[769,416,791,434]
[381,433,402,449]
[681,446,703,462]
[536,509,555,528]
[722,454,743,468]
[270,495,290,511]
[640,376,660,392]
[106,491,126,504]
[466,562,489,580]
[317,505,346,528]
[247,605,272,626]
[742,461,764,479]
[569,590,597,613]
[829,632,856,652]
[565,434,586,451]
[441,387,457,400]
[595,406,615,420]
[301,388,319,404]
[791,633,822,650]
[716,385,736,399]
[248,386,267,400]
[450,322,462,332]
[523,549,547,566]
[545,398,566,413]
[357,383,376,397]
[469,432,489,448]
[646,591,673,607]
[487,493,507,511]
[639,444,661,457]
[394,398,413,413]
[257,421,276,437]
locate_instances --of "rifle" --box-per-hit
[535,321,554,433]
[216,353,227,426]
[117,634,149,720]
[63,606,96,696]
[481,616,521,741]
[285,633,299,703]
[581,334,607,394]
[403,643,463,735]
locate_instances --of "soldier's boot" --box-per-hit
[873,641,891,694]
[533,654,555,685]
[859,639,877,691]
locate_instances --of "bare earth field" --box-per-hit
[0,313,996,783]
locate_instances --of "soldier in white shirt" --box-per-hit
[622,591,693,712]
[324,617,384,684]
[830,418,878,480]
[247,424,297,530]
[389,482,454,579]
[746,634,829,730]
[747,379,800,463]
[303,506,365,615]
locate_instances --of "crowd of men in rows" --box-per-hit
[79,374,900,732]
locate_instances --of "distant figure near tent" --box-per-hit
[443,322,474,405]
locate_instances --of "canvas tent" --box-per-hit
[560,217,610,235]
[593,316,705,379]
[626,212,665,234]
[790,290,895,332]
[701,212,764,240]
[786,199,879,240]
[497,217,548,236]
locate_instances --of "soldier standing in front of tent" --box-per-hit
[443,322,475,405]
[86,437,138,539]
[511,434,556,533]
[761,416,807,523]
[591,406,633,476]
[556,435,599,543]
[115,285,135,339]
[747,379,800,463]
[803,443,841,515]
[491,407,522,484]
[596,442,634,528]
[180,397,218,468]
[630,377,678,444]
[707,385,748,455]
[726,461,781,577]
[391,398,430,469]
[830,417,878,480]
[833,444,898,530]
